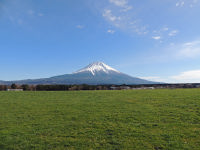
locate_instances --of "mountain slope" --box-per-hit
[0,62,158,85]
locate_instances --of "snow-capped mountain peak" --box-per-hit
[0,62,157,85]
[74,62,120,75]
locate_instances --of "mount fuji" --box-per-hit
[0,62,158,85]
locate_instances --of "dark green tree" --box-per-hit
[11,83,17,89]
[21,84,29,91]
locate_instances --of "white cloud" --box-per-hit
[190,0,199,7]
[176,1,185,7]
[181,1,185,6]
[168,30,178,36]
[171,70,200,83]
[121,6,133,12]
[1,0,44,26]
[109,0,128,7]
[157,39,200,60]
[102,9,147,35]
[107,29,115,34]
[141,71,200,83]
[140,69,200,83]
[152,27,178,41]
[109,0,132,12]
[176,0,199,7]
[177,40,200,58]
[153,26,168,34]
[101,0,147,35]
[103,9,121,22]
[162,27,169,31]
[152,36,161,40]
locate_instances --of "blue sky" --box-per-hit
[0,0,200,83]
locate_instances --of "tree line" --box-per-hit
[0,83,200,91]
[0,84,112,91]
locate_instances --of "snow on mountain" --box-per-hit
[74,62,120,75]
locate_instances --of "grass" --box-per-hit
[0,89,200,149]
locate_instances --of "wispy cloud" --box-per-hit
[109,0,127,7]
[152,36,161,40]
[146,39,200,63]
[101,0,148,35]
[109,0,132,12]
[1,1,44,26]
[176,1,185,7]
[152,27,179,41]
[190,0,199,7]
[141,69,200,83]
[169,30,179,36]
[177,40,200,58]
[99,1,183,38]
[171,69,200,83]
[103,9,121,22]
[107,29,115,34]
[162,27,169,31]
[176,0,199,7]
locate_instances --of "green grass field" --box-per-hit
[0,89,200,150]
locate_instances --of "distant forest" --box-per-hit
[0,84,115,91]
[0,83,200,91]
